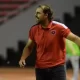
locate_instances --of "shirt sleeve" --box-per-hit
[59,24,71,38]
[29,27,35,41]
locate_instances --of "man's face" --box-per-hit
[35,7,47,24]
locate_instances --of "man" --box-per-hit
[66,39,80,80]
[19,4,80,80]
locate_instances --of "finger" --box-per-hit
[23,61,26,65]
[20,63,24,67]
[19,62,24,67]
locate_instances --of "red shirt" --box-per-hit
[29,21,70,68]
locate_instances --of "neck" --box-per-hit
[41,20,51,28]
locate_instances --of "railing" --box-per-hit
[0,0,38,25]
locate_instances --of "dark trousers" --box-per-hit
[35,65,66,80]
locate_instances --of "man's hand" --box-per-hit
[19,38,34,68]
[19,59,26,68]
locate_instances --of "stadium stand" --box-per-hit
[0,0,38,25]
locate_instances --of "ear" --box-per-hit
[45,13,48,18]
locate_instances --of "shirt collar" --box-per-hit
[39,21,53,29]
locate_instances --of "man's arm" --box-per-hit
[20,38,34,60]
[19,38,35,67]
[66,39,78,55]
[67,32,80,46]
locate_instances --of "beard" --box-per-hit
[35,16,42,24]
[36,18,44,24]
[36,19,41,24]
[35,16,46,25]
[37,20,42,24]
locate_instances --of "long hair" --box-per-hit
[38,4,53,21]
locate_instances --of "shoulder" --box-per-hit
[52,21,68,29]
[30,24,39,30]
[29,24,39,33]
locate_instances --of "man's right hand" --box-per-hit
[19,59,26,68]
[19,38,33,68]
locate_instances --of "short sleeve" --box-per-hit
[29,27,35,41]
[60,24,71,38]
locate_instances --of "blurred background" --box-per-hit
[0,0,80,80]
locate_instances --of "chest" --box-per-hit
[34,28,60,46]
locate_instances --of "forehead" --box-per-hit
[36,7,43,13]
